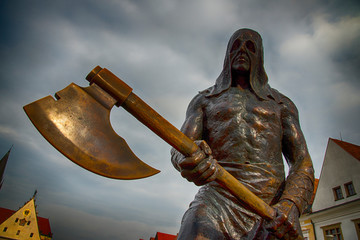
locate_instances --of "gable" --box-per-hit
[312,138,360,212]
[0,199,41,240]
[0,208,52,238]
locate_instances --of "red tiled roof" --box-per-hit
[155,232,177,240]
[0,207,52,236]
[310,178,319,204]
[37,215,52,236]
[331,138,360,161]
[0,207,13,224]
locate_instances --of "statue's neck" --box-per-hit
[231,71,250,90]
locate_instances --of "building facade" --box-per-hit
[300,138,360,240]
[0,198,52,240]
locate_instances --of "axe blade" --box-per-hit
[24,82,160,180]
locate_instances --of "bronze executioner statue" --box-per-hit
[171,28,315,239]
[23,28,314,240]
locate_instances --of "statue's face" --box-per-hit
[207,29,268,99]
[230,38,256,73]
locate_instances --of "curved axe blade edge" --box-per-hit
[24,83,160,180]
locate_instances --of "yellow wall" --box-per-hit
[301,218,316,240]
[0,199,41,240]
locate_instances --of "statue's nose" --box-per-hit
[239,42,248,52]
[233,43,247,57]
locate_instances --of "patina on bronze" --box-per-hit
[23,68,160,180]
[24,28,313,239]
[171,28,314,239]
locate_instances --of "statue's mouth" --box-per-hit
[238,56,247,62]
[234,54,249,64]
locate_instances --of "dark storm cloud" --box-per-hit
[331,34,360,88]
[317,0,360,19]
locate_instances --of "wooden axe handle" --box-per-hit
[87,67,277,221]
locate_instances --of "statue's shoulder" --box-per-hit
[195,86,214,102]
[185,87,211,112]
[270,88,291,104]
[270,88,299,115]
[199,86,213,96]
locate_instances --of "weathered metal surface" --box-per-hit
[24,79,160,180]
[24,65,277,219]
[171,29,314,239]
[23,28,314,239]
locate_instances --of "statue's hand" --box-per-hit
[177,140,218,186]
[265,200,302,240]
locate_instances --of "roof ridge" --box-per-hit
[330,138,360,161]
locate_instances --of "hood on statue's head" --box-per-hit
[204,28,276,102]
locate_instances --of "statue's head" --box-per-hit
[227,29,264,75]
[206,28,271,100]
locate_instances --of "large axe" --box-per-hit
[24,66,277,221]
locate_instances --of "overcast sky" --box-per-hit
[0,0,359,239]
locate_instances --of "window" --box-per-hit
[30,233,34,238]
[16,230,20,235]
[333,186,344,201]
[27,221,31,225]
[15,218,19,223]
[322,223,343,240]
[3,227,7,232]
[344,181,356,197]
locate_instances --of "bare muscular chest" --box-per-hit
[203,88,283,162]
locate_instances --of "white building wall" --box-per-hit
[313,213,359,240]
[311,200,360,240]
[312,139,360,212]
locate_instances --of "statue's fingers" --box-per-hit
[180,158,211,182]
[270,216,293,239]
[265,210,287,233]
[273,222,292,239]
[178,151,206,169]
[204,165,218,183]
[195,157,213,172]
[194,162,218,185]
[287,222,301,240]
[199,140,212,155]
[180,168,199,182]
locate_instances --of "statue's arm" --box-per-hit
[170,93,218,186]
[265,97,315,238]
[279,97,315,214]
[171,93,204,171]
